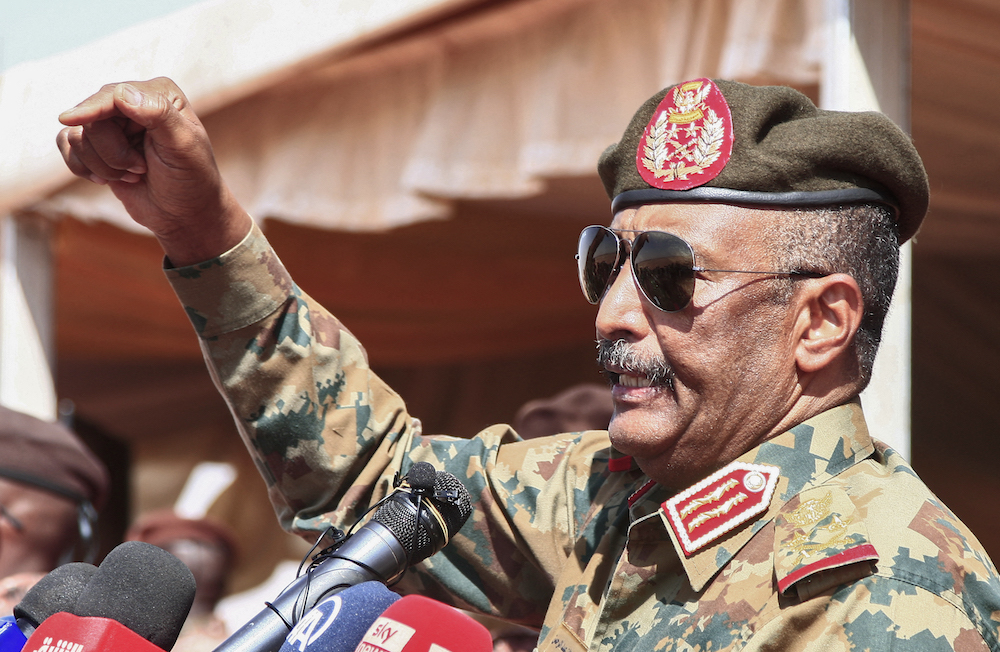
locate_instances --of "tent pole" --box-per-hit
[0,213,57,420]
[822,0,913,460]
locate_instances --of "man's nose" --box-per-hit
[595,262,648,342]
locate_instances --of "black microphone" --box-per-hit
[13,562,98,636]
[214,463,473,652]
[71,540,196,650]
[0,562,98,652]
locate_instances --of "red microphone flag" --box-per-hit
[22,612,166,652]
[353,595,492,652]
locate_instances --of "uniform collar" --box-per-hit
[659,400,875,592]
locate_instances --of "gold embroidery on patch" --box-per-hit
[640,81,725,182]
[787,493,833,527]
[687,493,748,532]
[670,80,711,118]
[785,493,853,564]
[678,477,740,518]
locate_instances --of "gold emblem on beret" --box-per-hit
[636,78,734,191]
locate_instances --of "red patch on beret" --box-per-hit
[636,78,734,191]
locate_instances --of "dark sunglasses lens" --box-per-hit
[578,226,620,304]
[632,232,695,311]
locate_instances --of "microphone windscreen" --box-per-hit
[371,471,473,565]
[429,472,473,538]
[13,562,97,629]
[405,463,437,492]
[73,541,195,650]
[279,582,400,652]
[353,595,493,652]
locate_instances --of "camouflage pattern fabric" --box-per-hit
[167,223,1000,651]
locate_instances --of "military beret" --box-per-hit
[0,405,110,509]
[126,510,239,561]
[598,78,929,242]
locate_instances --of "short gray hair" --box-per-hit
[769,203,900,389]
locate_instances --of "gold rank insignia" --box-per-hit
[635,78,734,191]
[664,461,780,556]
[774,487,879,598]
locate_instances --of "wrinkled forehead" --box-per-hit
[610,202,782,255]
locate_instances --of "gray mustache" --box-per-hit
[596,339,675,392]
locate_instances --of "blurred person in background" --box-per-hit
[0,405,109,615]
[512,384,613,442]
[127,509,238,652]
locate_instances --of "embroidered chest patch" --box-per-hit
[664,461,780,556]
[635,78,734,190]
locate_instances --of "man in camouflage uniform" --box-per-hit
[58,76,1000,650]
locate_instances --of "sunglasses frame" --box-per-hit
[576,225,827,312]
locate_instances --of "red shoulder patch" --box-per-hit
[777,544,879,596]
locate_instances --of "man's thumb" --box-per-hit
[113,83,163,127]
[113,81,202,160]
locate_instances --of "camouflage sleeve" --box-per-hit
[166,221,411,534]
[164,222,603,624]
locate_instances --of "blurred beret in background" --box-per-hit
[0,405,109,509]
[126,509,239,561]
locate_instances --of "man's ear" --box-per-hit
[793,273,864,374]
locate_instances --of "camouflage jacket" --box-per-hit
[168,224,1000,651]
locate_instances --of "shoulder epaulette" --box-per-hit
[774,485,879,601]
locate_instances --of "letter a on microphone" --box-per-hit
[285,595,344,652]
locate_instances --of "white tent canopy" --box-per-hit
[3,0,914,449]
[0,0,485,218]
[3,0,823,233]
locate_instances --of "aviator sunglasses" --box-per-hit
[576,225,826,312]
